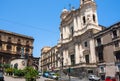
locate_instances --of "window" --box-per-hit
[83,16,86,24]
[70,54,75,65]
[98,51,104,63]
[14,63,18,69]
[18,39,21,41]
[88,70,93,74]
[8,37,11,42]
[93,14,96,22]
[8,37,11,40]
[113,30,117,38]
[26,48,30,52]
[61,34,63,39]
[97,38,101,46]
[115,41,119,47]
[7,44,12,50]
[71,26,74,36]
[84,41,88,47]
[17,46,21,52]
[115,52,120,62]
[26,41,29,45]
[85,55,89,63]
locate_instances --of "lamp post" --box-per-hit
[58,53,63,80]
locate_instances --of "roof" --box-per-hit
[0,29,34,40]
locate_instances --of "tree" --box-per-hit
[24,67,39,81]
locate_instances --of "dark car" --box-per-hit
[0,72,4,81]
[43,72,50,78]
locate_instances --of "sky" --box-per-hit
[0,0,120,57]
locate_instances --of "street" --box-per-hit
[4,75,89,81]
[4,75,52,81]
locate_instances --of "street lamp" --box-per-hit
[57,53,63,80]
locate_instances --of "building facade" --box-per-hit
[41,46,59,72]
[40,0,120,79]
[94,22,120,80]
[58,0,102,76]
[32,57,40,70]
[0,29,34,67]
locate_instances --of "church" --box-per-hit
[41,0,120,80]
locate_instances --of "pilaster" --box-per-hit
[75,43,80,64]
[89,39,96,63]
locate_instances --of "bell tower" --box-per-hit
[80,0,94,5]
[80,0,99,26]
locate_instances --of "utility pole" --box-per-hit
[68,66,71,81]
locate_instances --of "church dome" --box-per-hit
[62,8,68,13]
[60,8,69,20]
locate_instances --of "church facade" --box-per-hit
[40,0,120,79]
[58,0,102,76]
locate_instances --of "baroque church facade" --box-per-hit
[58,0,102,75]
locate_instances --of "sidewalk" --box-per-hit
[59,75,89,81]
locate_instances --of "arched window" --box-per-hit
[17,46,21,52]
[7,44,12,51]
[93,14,96,22]
[83,16,86,24]
[14,63,18,69]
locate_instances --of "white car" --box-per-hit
[88,74,100,81]
[48,72,58,80]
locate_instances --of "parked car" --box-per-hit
[38,71,42,76]
[48,72,58,80]
[0,72,4,81]
[88,74,100,81]
[43,72,50,78]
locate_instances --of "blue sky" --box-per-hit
[0,0,120,57]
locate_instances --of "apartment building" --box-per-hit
[94,22,120,80]
[0,29,34,66]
